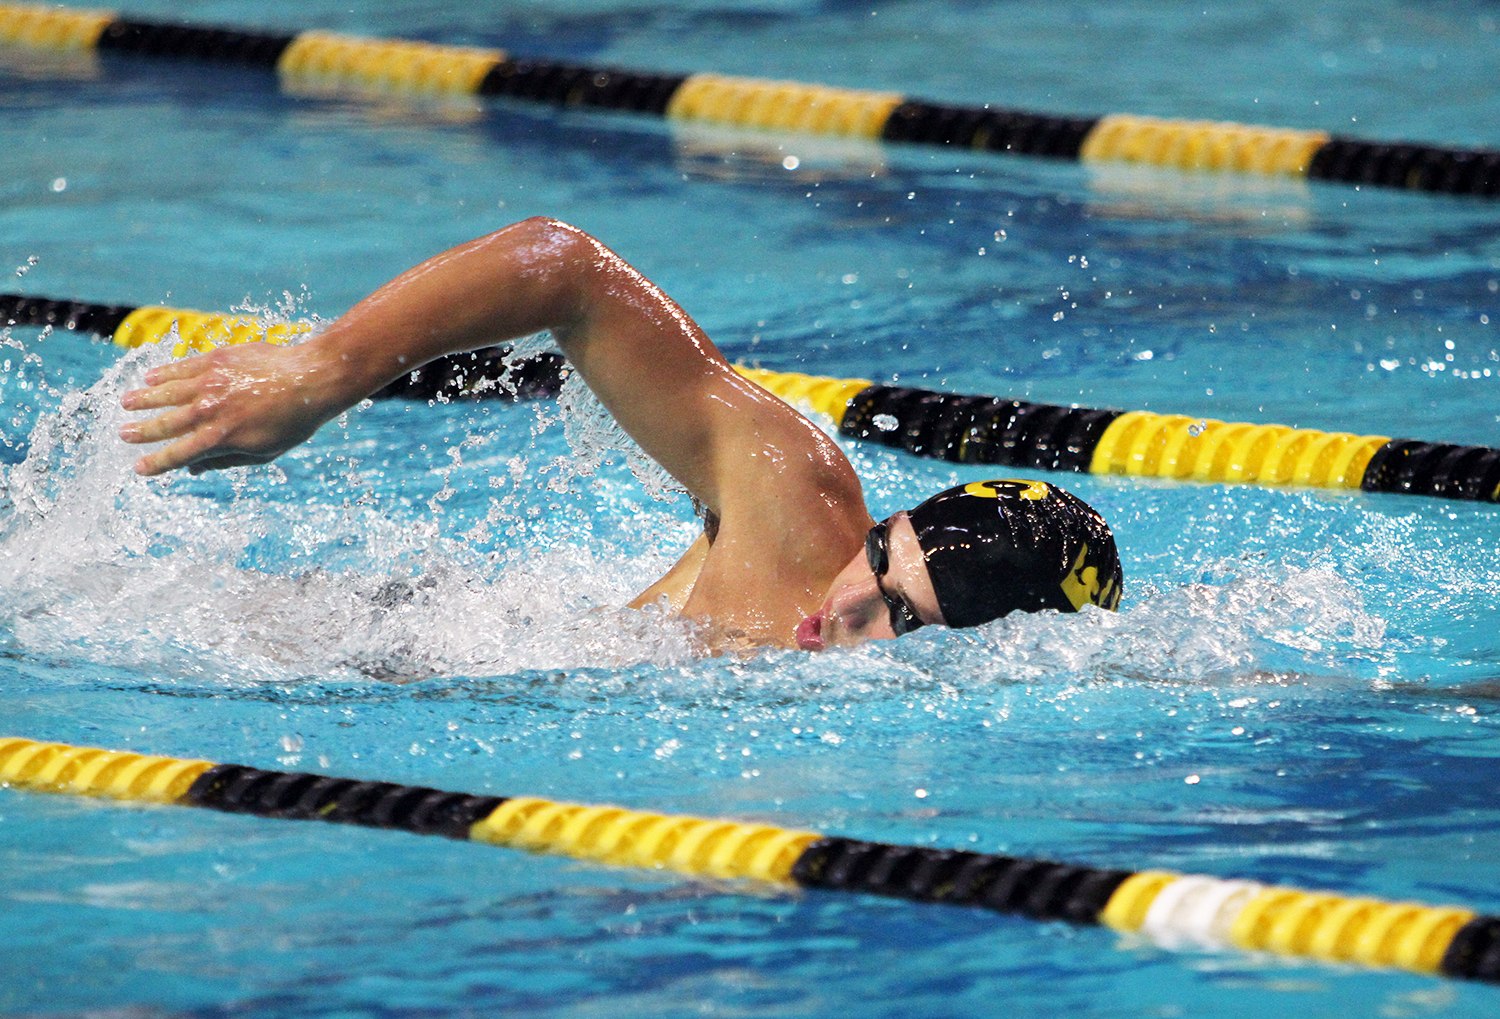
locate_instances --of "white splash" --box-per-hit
[504,332,681,500]
[0,337,706,689]
[937,559,1390,688]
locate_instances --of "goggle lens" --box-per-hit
[865,521,926,636]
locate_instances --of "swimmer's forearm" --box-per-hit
[304,218,604,404]
[119,220,587,474]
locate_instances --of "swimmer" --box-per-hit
[119,218,1121,650]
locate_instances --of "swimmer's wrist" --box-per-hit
[302,325,412,410]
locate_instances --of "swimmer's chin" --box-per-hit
[795,612,826,651]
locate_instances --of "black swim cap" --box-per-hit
[905,479,1123,628]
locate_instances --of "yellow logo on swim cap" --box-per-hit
[1060,542,1120,611]
[964,480,1051,501]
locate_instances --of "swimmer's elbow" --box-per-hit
[507,215,570,239]
[498,217,609,294]
[503,217,594,258]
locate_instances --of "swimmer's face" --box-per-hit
[796,511,945,651]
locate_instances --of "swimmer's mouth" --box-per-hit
[795,611,825,651]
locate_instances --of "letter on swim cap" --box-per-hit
[1060,543,1122,611]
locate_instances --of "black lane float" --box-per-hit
[6,291,1499,505]
[1,3,1498,197]
[3,736,1499,985]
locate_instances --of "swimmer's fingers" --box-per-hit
[141,353,214,386]
[129,404,306,476]
[131,422,234,476]
[119,341,357,476]
[119,352,214,408]
[131,421,285,476]
[120,403,199,446]
[119,377,203,415]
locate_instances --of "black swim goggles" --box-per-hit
[865,519,927,636]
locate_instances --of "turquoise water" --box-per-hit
[3,0,1500,1015]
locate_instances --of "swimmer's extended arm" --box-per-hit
[119,219,849,522]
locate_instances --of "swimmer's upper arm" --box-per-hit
[545,224,835,515]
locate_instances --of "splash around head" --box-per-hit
[797,479,1123,650]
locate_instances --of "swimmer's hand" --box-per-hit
[119,342,347,476]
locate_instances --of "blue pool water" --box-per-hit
[3,1,1500,1015]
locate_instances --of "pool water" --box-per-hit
[3,0,1500,1016]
